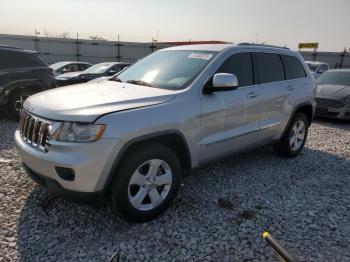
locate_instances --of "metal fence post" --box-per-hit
[33,29,40,53]
[339,48,347,69]
[75,33,81,61]
[115,34,122,62]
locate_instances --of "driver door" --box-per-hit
[199,52,262,163]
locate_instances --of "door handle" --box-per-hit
[286,85,294,90]
[247,92,258,98]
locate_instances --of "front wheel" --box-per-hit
[109,143,182,222]
[274,112,309,158]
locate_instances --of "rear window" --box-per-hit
[317,71,350,86]
[256,53,285,84]
[0,50,47,69]
[281,55,306,80]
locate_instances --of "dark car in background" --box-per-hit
[50,61,92,77]
[315,69,350,120]
[0,46,56,119]
[55,62,130,86]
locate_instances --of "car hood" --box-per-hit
[24,81,177,122]
[55,71,83,80]
[316,84,350,98]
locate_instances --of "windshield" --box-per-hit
[306,63,319,72]
[50,62,68,70]
[83,63,114,74]
[317,71,350,86]
[117,50,217,90]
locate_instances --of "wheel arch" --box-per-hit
[102,130,192,192]
[281,102,314,138]
[6,81,46,103]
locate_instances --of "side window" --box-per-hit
[0,50,46,70]
[60,65,69,73]
[216,53,253,87]
[281,55,306,80]
[0,50,10,70]
[256,53,285,84]
[79,64,90,71]
[68,64,79,72]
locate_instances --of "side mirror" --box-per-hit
[204,73,238,94]
[61,68,68,73]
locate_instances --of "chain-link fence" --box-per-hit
[0,34,171,64]
[300,50,350,69]
[1,34,349,68]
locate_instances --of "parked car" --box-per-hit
[50,61,92,77]
[55,62,130,86]
[315,69,350,120]
[88,66,130,83]
[305,61,329,79]
[0,46,56,119]
[15,43,316,222]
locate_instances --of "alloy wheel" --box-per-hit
[128,159,172,211]
[289,120,306,151]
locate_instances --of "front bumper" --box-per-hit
[14,130,124,193]
[315,97,350,120]
[22,163,103,203]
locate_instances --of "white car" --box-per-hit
[50,61,92,77]
[305,61,329,79]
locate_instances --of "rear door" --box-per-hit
[278,54,309,129]
[255,52,286,140]
[199,52,261,162]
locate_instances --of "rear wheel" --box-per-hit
[109,143,182,222]
[274,112,309,158]
[8,89,35,120]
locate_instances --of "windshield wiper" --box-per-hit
[109,77,123,82]
[126,79,154,87]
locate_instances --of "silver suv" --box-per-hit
[15,44,316,222]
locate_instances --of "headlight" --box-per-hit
[344,95,350,105]
[53,122,106,142]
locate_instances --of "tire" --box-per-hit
[109,143,182,222]
[274,112,309,158]
[8,88,35,121]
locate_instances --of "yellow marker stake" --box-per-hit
[262,231,298,262]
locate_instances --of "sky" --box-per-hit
[0,0,349,51]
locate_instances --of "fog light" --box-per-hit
[55,167,75,181]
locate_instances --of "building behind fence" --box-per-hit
[0,34,349,68]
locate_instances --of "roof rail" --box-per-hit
[237,43,290,50]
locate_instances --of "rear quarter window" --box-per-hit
[256,53,285,84]
[281,55,306,80]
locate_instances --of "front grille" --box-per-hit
[315,98,345,109]
[18,111,51,152]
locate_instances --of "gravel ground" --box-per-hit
[0,117,349,262]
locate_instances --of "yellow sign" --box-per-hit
[298,43,319,49]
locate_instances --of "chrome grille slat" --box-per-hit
[31,120,39,147]
[38,122,46,147]
[26,118,33,143]
[22,114,29,138]
[19,111,51,152]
